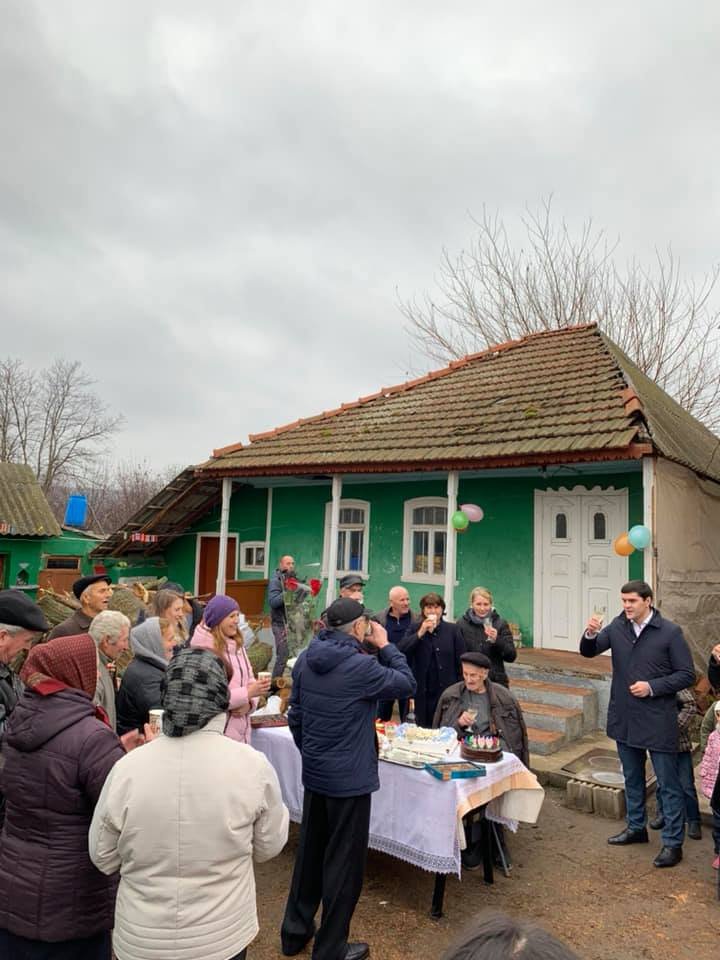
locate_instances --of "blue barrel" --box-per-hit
[64,494,88,527]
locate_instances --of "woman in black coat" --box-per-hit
[397,592,465,727]
[117,617,175,735]
[456,586,517,687]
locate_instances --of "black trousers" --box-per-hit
[281,790,371,960]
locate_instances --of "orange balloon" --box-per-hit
[613,533,636,557]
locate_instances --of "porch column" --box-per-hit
[642,456,656,589]
[325,475,343,607]
[444,471,459,620]
[263,487,273,580]
[215,477,232,596]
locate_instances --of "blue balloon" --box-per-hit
[628,525,652,550]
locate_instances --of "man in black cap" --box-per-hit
[281,598,415,960]
[0,590,49,737]
[47,574,112,640]
[317,574,366,629]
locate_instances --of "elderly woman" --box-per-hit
[0,633,146,959]
[456,587,517,687]
[89,647,289,960]
[190,595,269,743]
[116,617,176,735]
[397,592,465,727]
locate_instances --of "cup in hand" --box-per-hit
[148,709,164,736]
[257,671,272,689]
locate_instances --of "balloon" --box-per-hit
[460,503,484,522]
[613,533,636,557]
[452,510,470,531]
[628,525,652,550]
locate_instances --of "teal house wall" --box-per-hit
[0,529,101,596]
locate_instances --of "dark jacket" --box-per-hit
[288,628,416,797]
[0,663,22,736]
[372,607,418,648]
[397,619,465,726]
[0,688,124,941]
[116,656,165,735]
[456,610,517,686]
[267,568,290,627]
[580,610,695,752]
[47,608,92,640]
[708,655,720,692]
[432,680,529,767]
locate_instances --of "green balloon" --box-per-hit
[452,510,470,531]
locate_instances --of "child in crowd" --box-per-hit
[700,700,720,868]
[651,687,702,839]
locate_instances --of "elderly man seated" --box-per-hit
[433,652,529,871]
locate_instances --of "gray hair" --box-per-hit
[336,620,360,636]
[89,610,130,645]
[0,623,25,636]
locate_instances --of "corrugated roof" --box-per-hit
[90,467,223,558]
[197,325,653,477]
[0,463,62,537]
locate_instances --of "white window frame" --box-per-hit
[239,540,267,573]
[322,499,370,577]
[402,496,448,585]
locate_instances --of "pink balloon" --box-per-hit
[460,503,484,522]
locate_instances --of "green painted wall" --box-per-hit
[0,529,100,594]
[147,469,644,644]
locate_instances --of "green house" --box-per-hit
[0,462,102,596]
[90,325,720,668]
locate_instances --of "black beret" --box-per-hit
[339,574,365,590]
[72,574,112,600]
[0,589,50,632]
[326,598,365,627]
[461,652,492,669]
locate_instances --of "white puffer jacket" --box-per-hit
[89,713,289,960]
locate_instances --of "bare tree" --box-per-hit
[401,199,720,427]
[0,357,123,490]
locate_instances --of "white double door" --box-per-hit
[534,488,629,652]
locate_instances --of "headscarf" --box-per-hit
[161,647,229,737]
[131,617,168,669]
[20,633,98,698]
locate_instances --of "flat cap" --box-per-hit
[339,574,365,590]
[72,574,112,600]
[326,598,365,628]
[0,589,50,633]
[461,652,492,670]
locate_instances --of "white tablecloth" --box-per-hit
[253,726,544,876]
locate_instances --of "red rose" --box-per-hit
[285,577,299,592]
[309,578,322,596]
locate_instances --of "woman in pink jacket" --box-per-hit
[190,595,270,743]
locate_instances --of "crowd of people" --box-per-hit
[0,561,718,959]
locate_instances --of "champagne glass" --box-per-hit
[465,708,478,729]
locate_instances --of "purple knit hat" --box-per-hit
[203,594,240,628]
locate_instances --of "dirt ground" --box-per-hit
[250,787,720,960]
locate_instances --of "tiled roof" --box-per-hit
[0,462,62,537]
[198,325,651,477]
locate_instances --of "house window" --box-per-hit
[554,513,568,539]
[45,556,81,570]
[402,497,448,584]
[592,512,607,541]
[239,541,266,573]
[323,500,370,576]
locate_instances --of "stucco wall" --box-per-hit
[655,457,720,671]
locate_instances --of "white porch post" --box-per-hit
[263,487,273,580]
[444,471,459,620]
[642,456,656,589]
[325,475,343,607]
[216,477,232,596]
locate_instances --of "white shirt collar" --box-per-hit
[630,608,654,637]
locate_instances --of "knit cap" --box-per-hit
[203,594,240,628]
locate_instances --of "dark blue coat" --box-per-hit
[397,619,465,727]
[288,629,416,797]
[580,610,695,752]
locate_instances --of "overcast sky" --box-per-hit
[2,1,718,472]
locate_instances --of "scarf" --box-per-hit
[161,647,230,737]
[131,617,168,669]
[466,608,494,627]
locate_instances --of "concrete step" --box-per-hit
[526,726,567,756]
[509,677,598,732]
[517,700,584,740]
